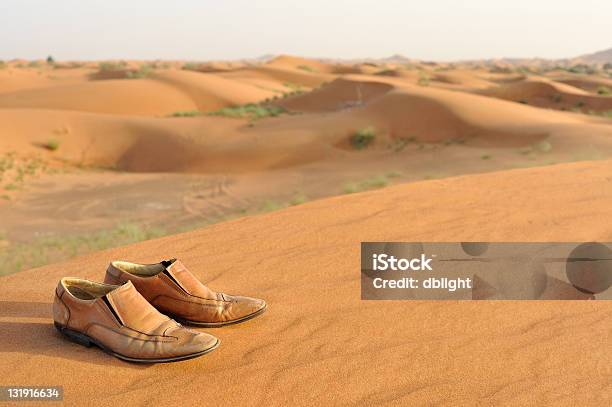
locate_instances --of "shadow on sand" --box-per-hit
[0,301,152,369]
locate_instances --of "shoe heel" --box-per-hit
[54,322,92,347]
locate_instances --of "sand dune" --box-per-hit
[1,160,610,405]
[277,76,604,146]
[1,57,612,405]
[2,71,612,175]
[0,79,198,116]
[480,72,527,84]
[240,65,333,89]
[3,59,607,121]
[0,70,56,94]
[479,77,612,112]
[180,61,246,73]
[152,70,277,111]
[1,59,611,237]
[359,86,584,144]
[0,70,277,116]
[553,76,612,94]
[277,77,395,112]
[430,70,496,90]
[0,108,337,173]
[265,54,332,73]
[0,67,91,94]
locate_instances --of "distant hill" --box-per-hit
[247,48,612,68]
[574,47,612,64]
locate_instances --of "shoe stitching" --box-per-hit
[86,322,179,343]
[158,273,230,303]
[54,291,71,327]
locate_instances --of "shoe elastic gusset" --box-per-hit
[104,259,267,327]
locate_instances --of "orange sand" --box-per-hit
[1,160,611,405]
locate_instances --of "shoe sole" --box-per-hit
[54,322,219,363]
[169,303,267,328]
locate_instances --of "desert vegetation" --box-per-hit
[342,172,401,194]
[350,127,377,149]
[208,104,287,121]
[168,110,203,117]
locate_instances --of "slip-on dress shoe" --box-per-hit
[53,278,219,363]
[104,259,266,327]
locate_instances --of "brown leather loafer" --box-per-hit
[53,278,219,363]
[104,259,267,327]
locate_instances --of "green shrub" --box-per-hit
[417,72,430,86]
[390,136,416,152]
[375,69,395,76]
[126,64,154,79]
[98,61,127,71]
[150,62,171,69]
[208,104,286,121]
[343,175,390,194]
[46,55,55,65]
[536,140,552,153]
[597,86,611,96]
[182,62,200,71]
[283,82,303,92]
[260,200,286,212]
[289,193,308,206]
[0,60,6,69]
[567,64,596,75]
[45,139,61,151]
[297,65,316,73]
[350,127,376,149]
[169,110,203,118]
[0,221,167,276]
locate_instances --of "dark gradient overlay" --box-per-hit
[361,242,612,300]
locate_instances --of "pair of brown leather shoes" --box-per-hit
[53,259,266,363]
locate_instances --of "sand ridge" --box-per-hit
[0,160,611,405]
[0,71,279,116]
[478,77,612,112]
[2,69,611,175]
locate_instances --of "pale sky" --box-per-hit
[1,0,610,61]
